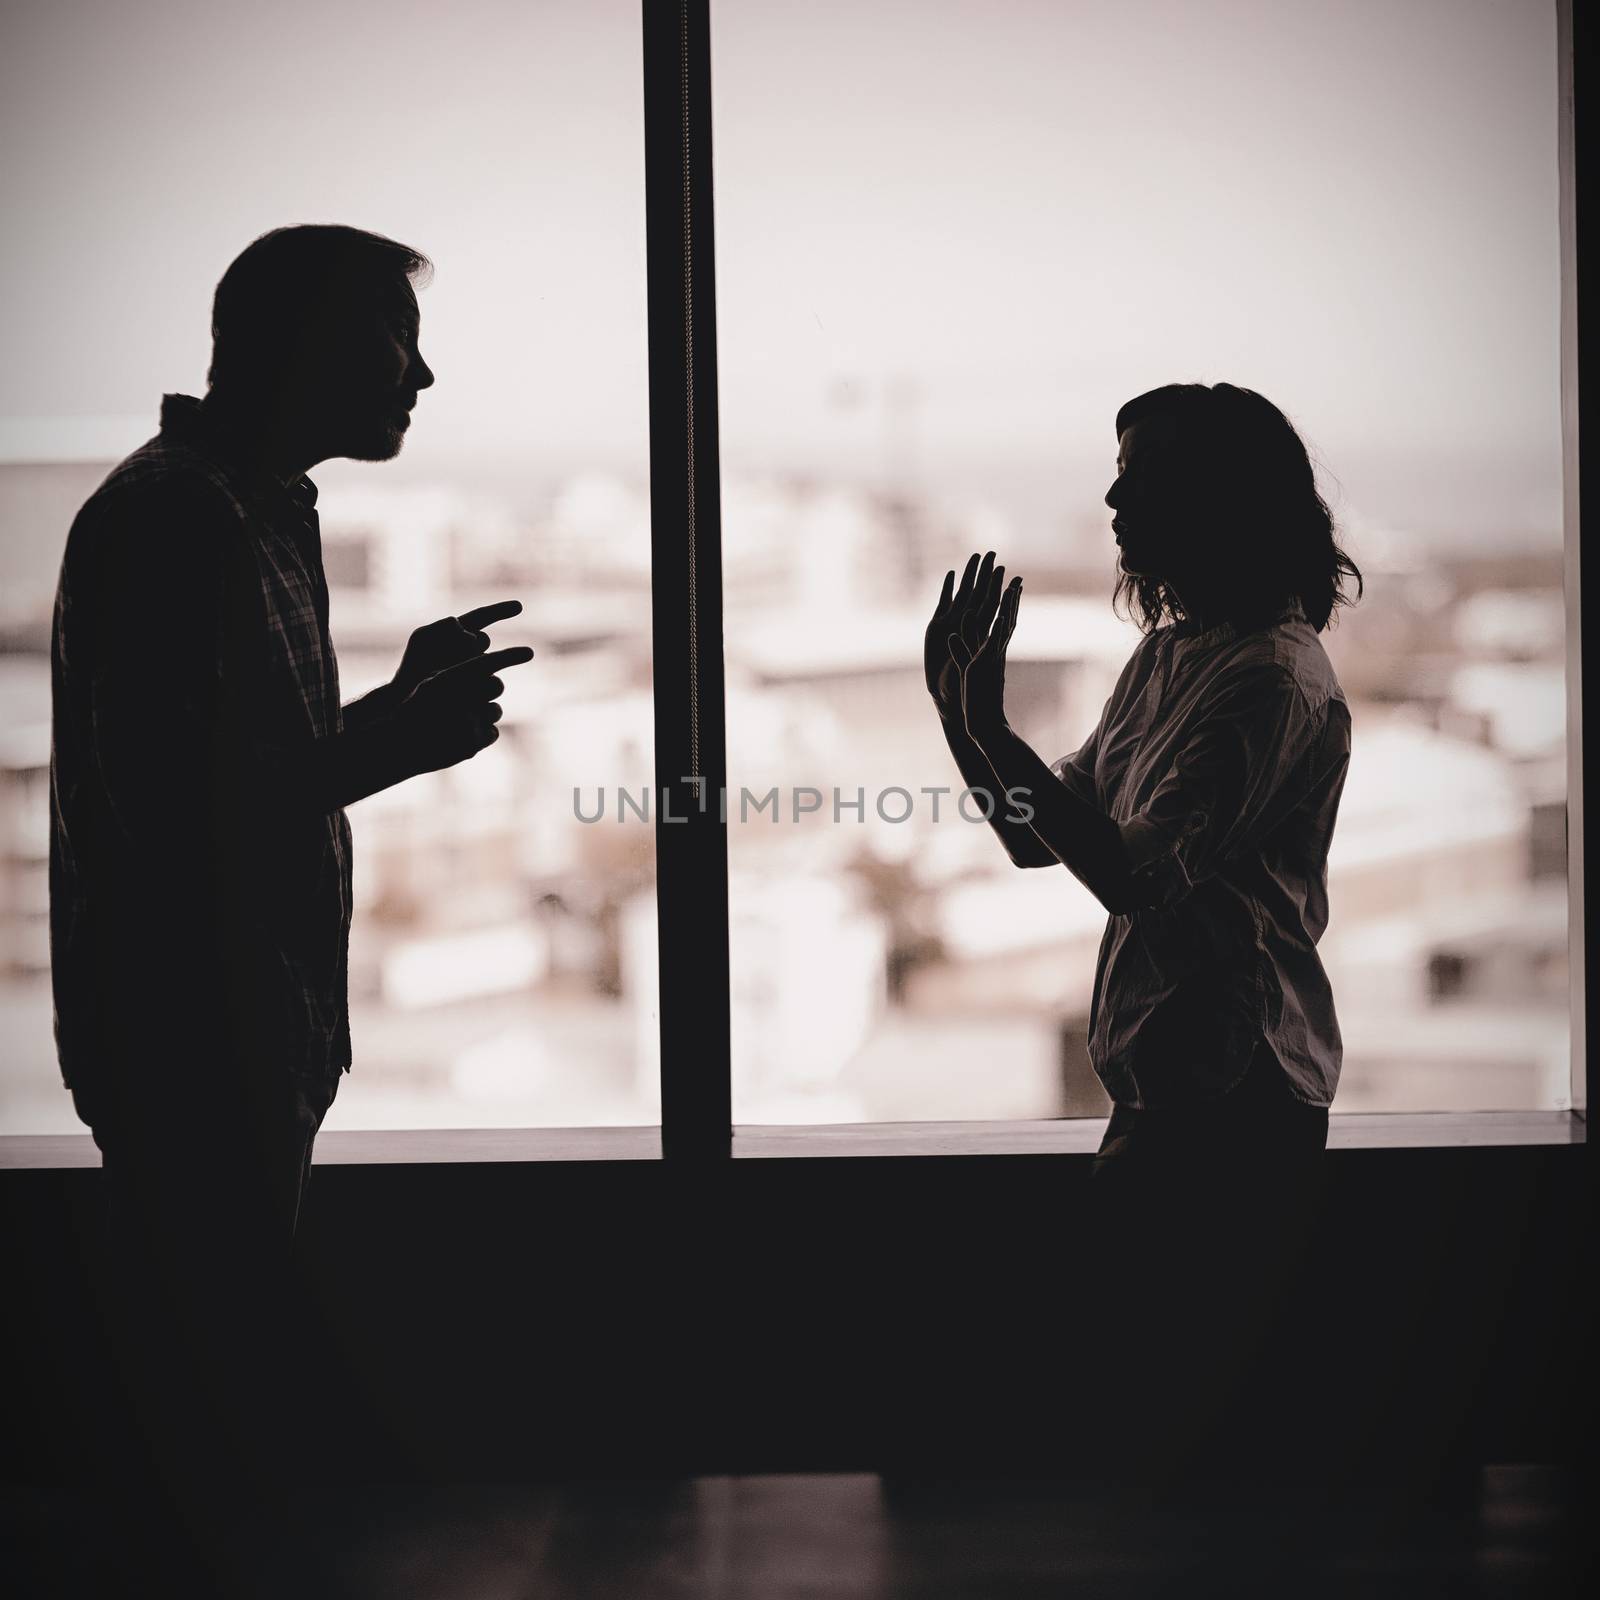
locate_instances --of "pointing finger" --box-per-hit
[457,600,523,630]
[453,645,534,674]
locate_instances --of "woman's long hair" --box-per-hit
[1111,383,1363,635]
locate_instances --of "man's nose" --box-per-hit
[1104,482,1120,510]
[412,353,436,391]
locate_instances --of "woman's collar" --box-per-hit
[1173,597,1306,647]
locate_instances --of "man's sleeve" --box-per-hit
[342,681,404,733]
[1117,663,1326,910]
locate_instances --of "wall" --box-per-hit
[2,1138,1588,1485]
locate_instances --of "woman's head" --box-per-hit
[1103,382,1362,634]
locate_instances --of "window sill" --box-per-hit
[733,1109,1586,1157]
[0,1124,663,1170]
[0,1110,1582,1170]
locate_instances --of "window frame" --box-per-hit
[1556,0,1588,1122]
[655,0,1588,1161]
[0,0,1585,1171]
[644,0,732,1163]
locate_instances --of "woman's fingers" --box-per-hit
[965,552,995,617]
[974,564,1006,638]
[960,561,996,647]
[998,576,1023,647]
[948,552,1019,652]
[952,551,983,613]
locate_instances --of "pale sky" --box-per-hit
[0,0,1564,540]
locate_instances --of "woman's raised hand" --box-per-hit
[948,563,1022,741]
[926,552,1005,719]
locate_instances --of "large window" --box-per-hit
[0,0,658,1133]
[712,0,1573,1121]
[0,0,1582,1148]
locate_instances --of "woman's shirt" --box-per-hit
[1052,599,1351,1110]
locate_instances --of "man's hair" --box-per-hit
[206,224,432,392]
[1111,382,1364,635]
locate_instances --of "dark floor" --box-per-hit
[2,1467,1586,1598]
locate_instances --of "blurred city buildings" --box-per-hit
[0,460,1571,1132]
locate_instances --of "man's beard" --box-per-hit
[341,417,407,462]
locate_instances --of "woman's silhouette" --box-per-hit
[926,382,1362,1461]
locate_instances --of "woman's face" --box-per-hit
[1104,413,1188,580]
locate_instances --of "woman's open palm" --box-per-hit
[926,552,1004,717]
[949,567,1021,737]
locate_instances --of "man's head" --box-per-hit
[207,224,435,464]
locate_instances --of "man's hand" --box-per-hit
[392,600,524,700]
[394,644,535,775]
[949,568,1021,743]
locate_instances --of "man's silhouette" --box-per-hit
[48,224,532,1476]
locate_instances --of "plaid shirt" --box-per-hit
[50,394,388,1106]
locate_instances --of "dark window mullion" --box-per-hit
[642,0,732,1161]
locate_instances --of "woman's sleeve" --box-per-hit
[1049,643,1148,810]
[1117,663,1326,910]
[1050,726,1102,810]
